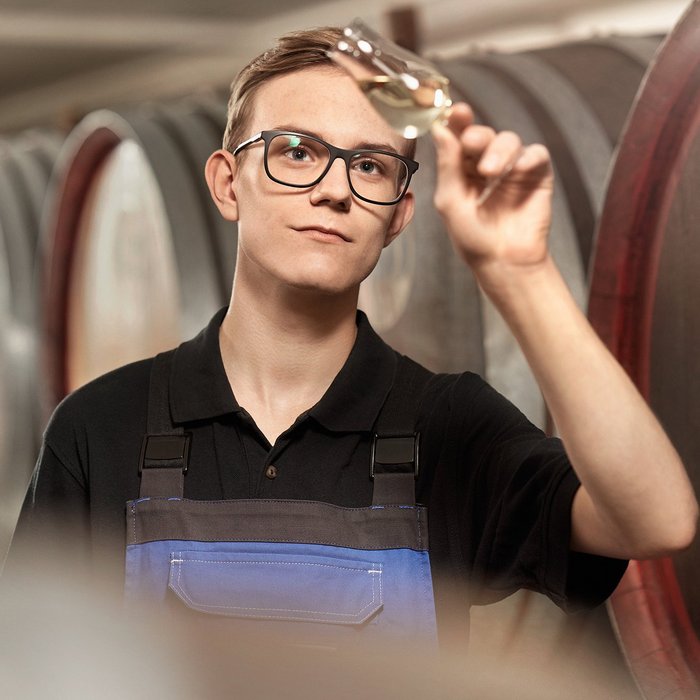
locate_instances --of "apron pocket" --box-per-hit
[168,550,383,625]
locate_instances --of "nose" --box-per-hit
[308,156,352,210]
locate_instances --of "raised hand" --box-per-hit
[431,102,554,276]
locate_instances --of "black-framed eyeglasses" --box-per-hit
[231,130,419,206]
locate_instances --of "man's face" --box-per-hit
[229,66,415,297]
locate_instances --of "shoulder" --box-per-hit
[409,358,541,432]
[43,356,156,461]
[49,356,154,426]
[406,354,555,471]
[396,353,499,422]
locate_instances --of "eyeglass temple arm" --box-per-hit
[232,132,263,156]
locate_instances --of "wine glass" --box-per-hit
[329,19,517,205]
[327,19,452,140]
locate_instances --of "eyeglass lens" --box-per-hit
[266,133,408,203]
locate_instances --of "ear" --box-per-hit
[383,189,415,247]
[205,149,240,222]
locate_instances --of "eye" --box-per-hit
[354,157,385,176]
[285,146,311,161]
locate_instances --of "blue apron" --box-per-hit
[124,351,438,649]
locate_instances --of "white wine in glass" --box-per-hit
[328,19,452,139]
[331,19,515,205]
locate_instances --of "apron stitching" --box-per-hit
[136,537,426,549]
[171,560,382,618]
[172,559,380,570]
[134,499,420,512]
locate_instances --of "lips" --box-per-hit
[293,226,351,242]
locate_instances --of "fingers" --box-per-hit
[514,143,551,175]
[433,102,552,190]
[432,120,469,211]
[455,121,523,180]
[444,101,475,136]
[473,130,522,178]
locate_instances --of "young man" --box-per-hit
[6,27,697,648]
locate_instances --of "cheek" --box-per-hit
[235,176,284,238]
[355,226,389,280]
[235,164,272,211]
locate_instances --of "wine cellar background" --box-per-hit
[1,1,699,698]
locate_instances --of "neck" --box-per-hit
[219,263,360,425]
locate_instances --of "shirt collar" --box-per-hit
[170,306,397,432]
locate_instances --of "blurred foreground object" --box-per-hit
[0,561,639,700]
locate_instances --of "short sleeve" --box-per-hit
[544,467,628,611]
[423,374,627,611]
[2,401,91,583]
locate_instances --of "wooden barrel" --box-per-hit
[0,131,63,560]
[151,101,237,300]
[40,103,235,415]
[588,2,700,696]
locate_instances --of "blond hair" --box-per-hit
[222,27,416,159]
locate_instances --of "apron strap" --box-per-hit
[138,347,431,503]
[371,357,431,506]
[138,350,190,498]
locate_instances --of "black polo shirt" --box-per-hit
[7,307,626,641]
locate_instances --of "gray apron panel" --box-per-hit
[128,497,429,551]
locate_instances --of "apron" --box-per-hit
[124,350,438,650]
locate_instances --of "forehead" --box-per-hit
[249,66,406,152]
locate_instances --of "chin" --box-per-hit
[286,276,357,298]
[282,260,368,297]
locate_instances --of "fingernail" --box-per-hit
[481,155,500,172]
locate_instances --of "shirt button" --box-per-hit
[265,465,278,480]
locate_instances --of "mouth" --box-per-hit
[293,226,352,243]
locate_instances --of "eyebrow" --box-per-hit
[272,124,401,155]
